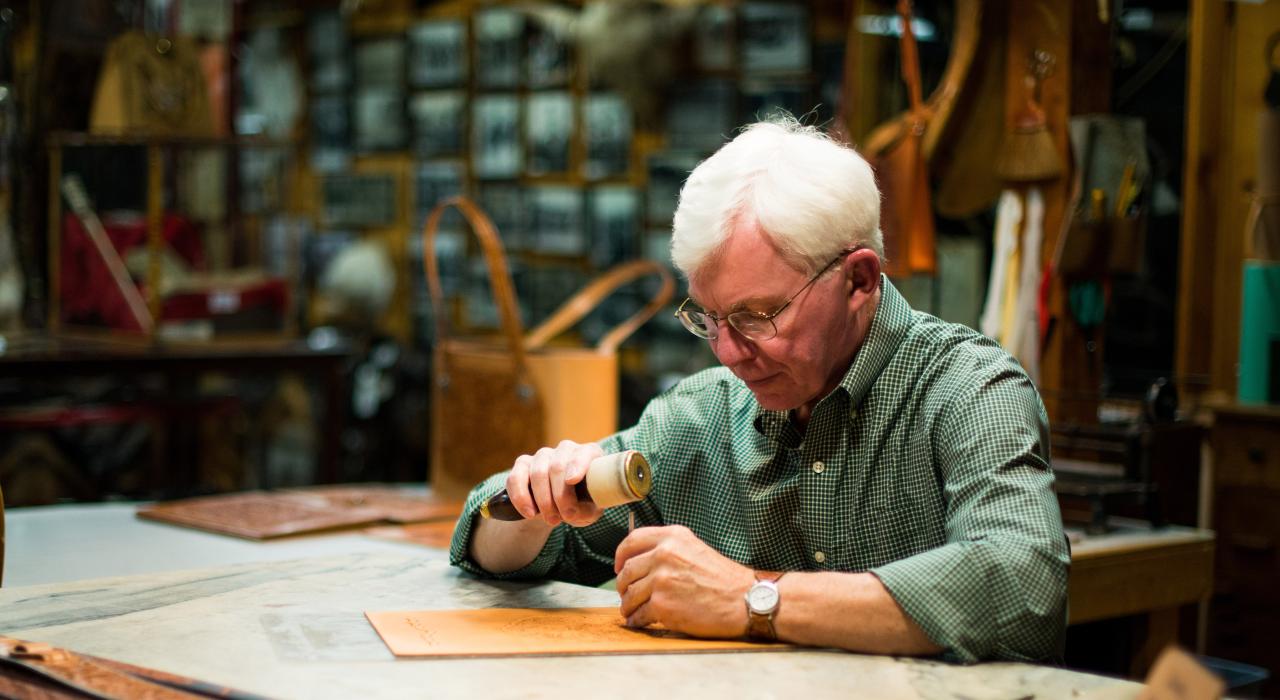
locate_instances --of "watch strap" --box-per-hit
[745,571,786,641]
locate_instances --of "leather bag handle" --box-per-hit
[422,196,533,387]
[898,0,926,119]
[524,259,676,354]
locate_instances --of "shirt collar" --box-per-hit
[752,274,915,442]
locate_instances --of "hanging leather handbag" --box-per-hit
[90,30,214,135]
[864,0,937,276]
[423,196,675,499]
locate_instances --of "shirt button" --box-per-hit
[812,460,825,474]
[814,550,826,564]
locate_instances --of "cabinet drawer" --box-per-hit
[1212,416,1280,489]
[1213,486,1280,596]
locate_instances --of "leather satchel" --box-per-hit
[864,0,937,276]
[90,31,214,135]
[423,196,675,499]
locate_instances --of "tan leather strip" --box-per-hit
[524,260,676,353]
[422,196,532,383]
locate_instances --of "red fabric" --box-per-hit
[161,278,289,321]
[61,212,205,330]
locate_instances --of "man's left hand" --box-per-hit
[614,525,755,638]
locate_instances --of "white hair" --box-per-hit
[670,116,882,278]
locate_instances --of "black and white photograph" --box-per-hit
[354,37,406,89]
[645,151,700,224]
[474,8,523,88]
[740,2,810,73]
[526,22,571,88]
[320,174,397,228]
[309,94,351,172]
[694,4,735,72]
[520,264,585,327]
[464,256,502,328]
[525,92,573,175]
[666,80,735,152]
[409,91,466,158]
[527,186,585,255]
[472,94,522,178]
[480,184,525,251]
[589,186,639,268]
[584,93,631,180]
[409,20,467,88]
[354,89,407,151]
[308,10,350,90]
[414,161,466,230]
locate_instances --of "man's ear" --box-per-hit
[846,248,881,297]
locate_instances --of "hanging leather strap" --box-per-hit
[524,260,675,354]
[422,196,533,389]
[898,0,926,123]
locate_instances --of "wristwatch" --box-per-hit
[744,571,786,640]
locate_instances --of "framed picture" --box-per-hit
[528,186,584,255]
[520,264,584,326]
[409,226,467,303]
[475,8,523,88]
[320,174,398,228]
[414,161,466,230]
[354,36,406,89]
[472,94,522,178]
[481,184,525,251]
[645,151,700,224]
[409,20,467,88]
[410,91,466,157]
[589,186,639,268]
[354,88,407,151]
[694,4,734,72]
[666,80,735,152]
[310,94,349,149]
[527,22,570,88]
[464,256,502,328]
[308,10,350,91]
[584,93,631,180]
[525,91,573,175]
[740,3,810,73]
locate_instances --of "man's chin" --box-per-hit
[750,390,799,412]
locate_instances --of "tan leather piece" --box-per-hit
[89,31,214,136]
[422,196,674,499]
[0,637,206,699]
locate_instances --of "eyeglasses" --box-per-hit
[674,247,860,342]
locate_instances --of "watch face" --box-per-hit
[746,582,780,613]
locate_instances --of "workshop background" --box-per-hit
[0,0,1276,694]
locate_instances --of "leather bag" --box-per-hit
[90,31,213,135]
[864,0,937,276]
[423,196,675,498]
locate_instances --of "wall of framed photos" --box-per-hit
[254,0,847,381]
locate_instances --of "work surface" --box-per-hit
[0,504,1145,699]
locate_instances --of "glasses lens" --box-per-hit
[677,308,716,339]
[728,312,776,341]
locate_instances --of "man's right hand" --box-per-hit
[504,440,606,528]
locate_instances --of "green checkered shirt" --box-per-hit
[451,276,1069,663]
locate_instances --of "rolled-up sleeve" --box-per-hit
[871,366,1069,663]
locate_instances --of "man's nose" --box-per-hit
[710,323,755,365]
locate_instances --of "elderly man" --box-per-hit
[449,118,1068,663]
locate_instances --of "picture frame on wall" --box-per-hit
[472,94,522,178]
[481,184,525,251]
[409,20,467,88]
[475,8,523,88]
[526,91,573,175]
[526,22,571,88]
[694,4,734,72]
[354,88,407,151]
[740,79,814,124]
[414,161,466,228]
[354,36,406,89]
[666,80,735,152]
[589,186,639,268]
[410,91,466,158]
[309,94,351,172]
[308,10,351,91]
[320,174,398,228]
[528,186,585,255]
[584,93,631,180]
[645,151,701,224]
[740,2,810,73]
